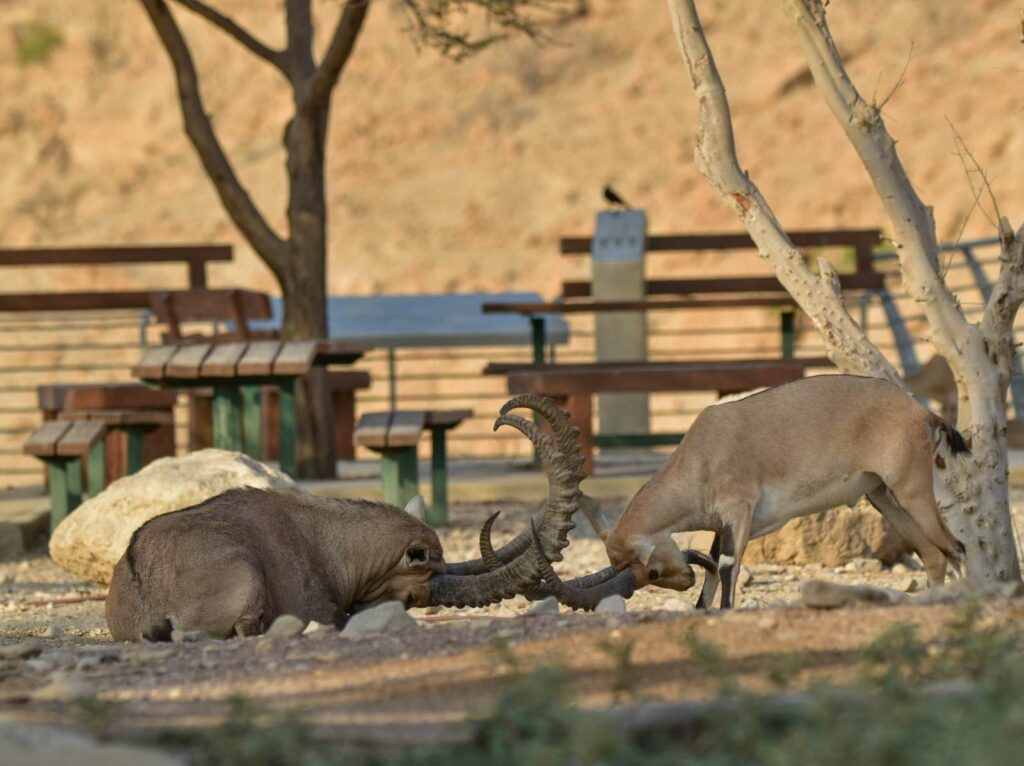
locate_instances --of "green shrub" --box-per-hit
[15,20,64,66]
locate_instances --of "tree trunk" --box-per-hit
[279,110,336,479]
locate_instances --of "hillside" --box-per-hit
[0,0,1021,296]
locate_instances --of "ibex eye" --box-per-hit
[648,569,660,581]
[407,546,428,563]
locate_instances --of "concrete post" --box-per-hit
[592,210,649,440]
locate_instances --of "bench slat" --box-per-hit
[55,421,106,457]
[272,341,318,376]
[201,342,249,378]
[329,370,372,391]
[133,345,179,380]
[236,341,283,376]
[165,343,213,379]
[24,421,73,457]
[386,412,426,448]
[61,409,174,426]
[39,383,178,411]
[354,412,393,450]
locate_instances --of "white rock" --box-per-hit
[526,596,559,615]
[595,594,628,613]
[849,557,884,574]
[892,563,910,574]
[49,449,296,585]
[662,598,694,612]
[302,621,329,635]
[341,601,417,637]
[266,614,306,639]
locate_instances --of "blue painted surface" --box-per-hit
[251,292,570,349]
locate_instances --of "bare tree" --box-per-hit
[666,0,1023,583]
[138,0,569,477]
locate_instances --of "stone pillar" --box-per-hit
[592,210,649,440]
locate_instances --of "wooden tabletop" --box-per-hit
[134,339,371,383]
[482,296,800,315]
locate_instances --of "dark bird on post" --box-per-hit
[603,185,630,208]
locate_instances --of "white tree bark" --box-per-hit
[666,0,1022,582]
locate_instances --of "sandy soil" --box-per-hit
[4,499,1018,750]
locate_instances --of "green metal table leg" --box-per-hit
[781,311,796,359]
[381,447,418,508]
[47,458,72,533]
[125,427,146,475]
[427,426,448,526]
[240,384,263,459]
[278,379,297,478]
[87,439,106,498]
[66,456,83,511]
[213,385,243,451]
[530,315,547,468]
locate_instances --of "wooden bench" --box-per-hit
[148,288,277,344]
[354,409,472,525]
[58,409,174,476]
[483,228,882,472]
[134,339,369,477]
[24,420,107,531]
[38,384,177,483]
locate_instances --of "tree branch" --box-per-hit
[981,221,1024,384]
[302,0,372,112]
[779,0,972,369]
[665,0,901,383]
[138,0,287,274]
[170,0,288,77]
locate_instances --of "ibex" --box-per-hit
[533,375,969,610]
[106,395,629,641]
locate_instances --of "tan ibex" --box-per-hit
[106,395,632,640]
[534,375,969,610]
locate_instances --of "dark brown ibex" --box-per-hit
[106,395,625,640]
[534,376,968,610]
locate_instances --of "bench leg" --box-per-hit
[213,385,243,452]
[240,384,263,460]
[87,439,106,498]
[333,390,356,461]
[380,447,418,508]
[278,379,297,478]
[125,427,147,475]
[47,457,82,532]
[428,426,449,526]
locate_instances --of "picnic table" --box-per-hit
[133,339,369,477]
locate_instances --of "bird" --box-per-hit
[603,185,630,209]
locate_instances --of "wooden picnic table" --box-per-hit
[133,339,370,477]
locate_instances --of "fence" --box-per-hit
[0,237,1012,486]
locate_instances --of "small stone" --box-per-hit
[41,625,62,639]
[662,598,694,612]
[265,614,306,639]
[341,601,417,637]
[905,578,921,593]
[595,594,628,613]
[849,557,884,574]
[31,673,96,702]
[171,628,208,644]
[131,648,174,665]
[0,639,43,661]
[526,597,559,615]
[302,621,328,635]
[892,563,910,574]
[801,579,906,609]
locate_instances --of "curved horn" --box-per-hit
[478,511,503,571]
[528,521,636,611]
[683,549,718,575]
[427,398,585,607]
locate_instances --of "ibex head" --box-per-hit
[605,534,715,592]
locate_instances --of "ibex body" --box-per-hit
[603,375,969,608]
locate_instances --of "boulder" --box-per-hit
[341,601,417,637]
[743,500,911,567]
[49,449,295,585]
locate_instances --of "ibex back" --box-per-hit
[603,375,969,608]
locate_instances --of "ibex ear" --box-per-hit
[633,539,657,567]
[404,495,427,523]
[404,544,430,569]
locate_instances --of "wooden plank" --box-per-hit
[483,297,799,315]
[272,341,318,376]
[354,412,393,450]
[386,411,426,448]
[165,343,213,379]
[23,421,72,457]
[201,342,249,378]
[40,383,178,411]
[55,421,106,457]
[61,409,174,426]
[424,409,473,429]
[0,245,232,266]
[559,229,881,255]
[148,289,272,323]
[561,272,884,298]
[0,292,154,312]
[314,339,372,365]
[328,370,372,391]
[133,345,179,380]
[237,341,283,377]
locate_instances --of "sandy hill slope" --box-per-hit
[0,0,1021,297]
